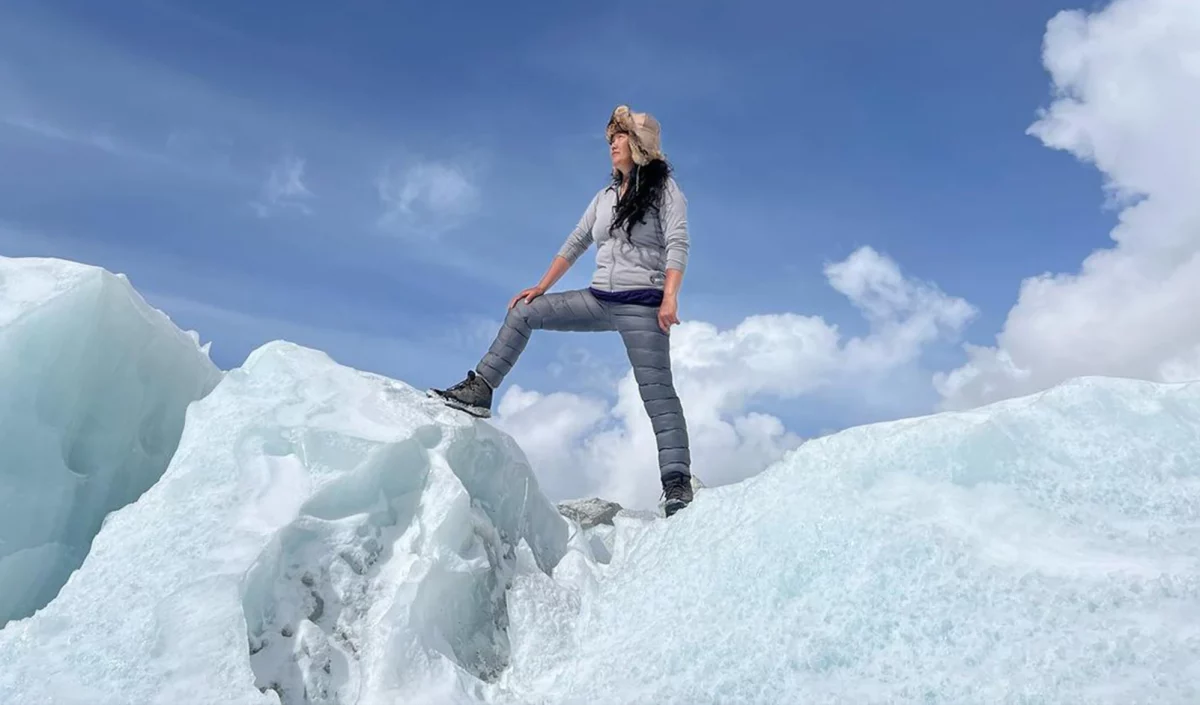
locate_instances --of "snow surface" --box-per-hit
[0,256,221,627]
[496,377,1200,703]
[2,256,1200,704]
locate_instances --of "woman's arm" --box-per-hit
[510,190,602,309]
[536,256,573,292]
[663,267,683,300]
[557,190,602,266]
[510,255,572,309]
[660,179,689,276]
[658,268,683,333]
[656,179,689,333]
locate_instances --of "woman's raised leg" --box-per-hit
[430,289,613,418]
[476,289,614,388]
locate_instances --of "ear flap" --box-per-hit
[628,141,649,165]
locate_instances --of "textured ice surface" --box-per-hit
[496,377,1200,704]
[0,256,221,626]
[4,257,1200,704]
[0,340,569,705]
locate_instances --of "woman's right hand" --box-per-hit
[509,285,546,310]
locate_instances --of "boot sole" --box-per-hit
[426,389,492,419]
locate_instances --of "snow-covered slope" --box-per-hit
[0,256,221,627]
[496,376,1200,703]
[2,256,1199,704]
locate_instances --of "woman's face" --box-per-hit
[609,131,634,171]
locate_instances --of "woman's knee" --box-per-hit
[505,302,534,331]
[642,394,683,419]
[630,350,675,389]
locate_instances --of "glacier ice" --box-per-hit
[0,256,221,627]
[0,338,569,704]
[2,255,1200,704]
[496,377,1200,703]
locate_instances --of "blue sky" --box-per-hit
[0,0,1120,448]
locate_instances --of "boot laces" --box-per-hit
[447,370,478,393]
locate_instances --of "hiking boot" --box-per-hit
[661,472,693,517]
[428,370,493,418]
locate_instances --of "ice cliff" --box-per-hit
[0,257,222,627]
[2,255,1199,704]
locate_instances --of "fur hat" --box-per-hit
[606,105,665,165]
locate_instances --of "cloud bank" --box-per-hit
[936,0,1200,409]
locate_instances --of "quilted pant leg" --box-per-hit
[610,303,691,481]
[476,289,614,389]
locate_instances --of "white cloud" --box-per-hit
[376,159,479,236]
[490,386,611,501]
[251,154,313,218]
[491,246,975,509]
[3,115,123,155]
[935,0,1200,410]
[1,109,208,173]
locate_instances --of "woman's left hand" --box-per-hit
[658,296,680,333]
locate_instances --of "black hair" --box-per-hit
[609,158,672,240]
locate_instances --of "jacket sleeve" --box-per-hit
[661,178,689,273]
[556,190,601,264]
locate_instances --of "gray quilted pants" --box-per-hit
[476,289,690,481]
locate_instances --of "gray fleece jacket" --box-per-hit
[556,177,689,292]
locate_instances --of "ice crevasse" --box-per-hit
[1,254,1200,704]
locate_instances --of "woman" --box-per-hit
[430,104,693,517]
